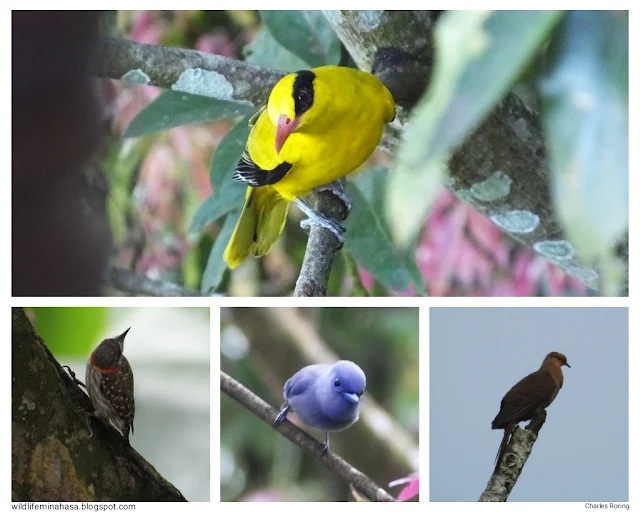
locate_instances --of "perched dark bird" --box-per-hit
[491,351,570,470]
[274,360,366,454]
[85,328,135,441]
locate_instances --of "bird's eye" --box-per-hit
[334,379,340,387]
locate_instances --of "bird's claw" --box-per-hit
[274,404,290,427]
[315,182,352,213]
[299,217,346,247]
[294,198,347,247]
[321,432,331,456]
[62,365,76,379]
[63,365,88,391]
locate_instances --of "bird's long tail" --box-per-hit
[494,422,515,472]
[223,186,289,269]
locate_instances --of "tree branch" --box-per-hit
[91,36,285,107]
[479,412,546,502]
[105,266,205,297]
[293,190,349,297]
[220,371,395,502]
[11,308,186,501]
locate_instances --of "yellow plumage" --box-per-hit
[223,65,395,269]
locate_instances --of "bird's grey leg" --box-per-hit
[294,198,346,246]
[314,180,352,213]
[274,403,291,427]
[321,432,331,456]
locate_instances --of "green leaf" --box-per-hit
[211,115,251,190]
[259,10,341,68]
[201,209,242,294]
[344,181,415,293]
[190,115,252,234]
[540,11,628,295]
[32,307,108,357]
[387,10,562,246]
[124,91,256,138]
[244,26,309,73]
[351,169,426,295]
[189,182,246,234]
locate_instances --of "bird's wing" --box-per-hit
[232,152,292,187]
[232,107,294,187]
[492,370,556,428]
[284,364,327,400]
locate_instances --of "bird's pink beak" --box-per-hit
[275,115,299,154]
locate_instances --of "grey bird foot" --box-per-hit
[299,217,346,247]
[321,432,331,456]
[274,404,290,427]
[294,197,347,244]
[314,181,352,213]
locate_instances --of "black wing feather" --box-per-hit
[232,151,293,187]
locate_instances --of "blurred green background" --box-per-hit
[23,307,211,502]
[220,307,419,501]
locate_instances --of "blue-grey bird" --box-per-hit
[273,360,366,454]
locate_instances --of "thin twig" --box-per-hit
[220,371,395,502]
[105,266,204,297]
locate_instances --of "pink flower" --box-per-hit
[389,473,419,502]
[353,189,586,296]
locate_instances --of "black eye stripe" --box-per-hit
[292,70,316,116]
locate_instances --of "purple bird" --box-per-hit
[273,360,366,454]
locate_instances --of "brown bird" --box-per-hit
[491,352,570,470]
[86,328,135,441]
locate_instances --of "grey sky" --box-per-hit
[429,307,628,502]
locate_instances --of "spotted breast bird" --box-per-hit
[223,65,395,269]
[85,328,135,441]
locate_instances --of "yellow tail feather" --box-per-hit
[223,187,289,269]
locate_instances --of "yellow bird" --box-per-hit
[223,65,395,269]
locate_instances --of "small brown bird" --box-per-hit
[85,328,135,441]
[491,351,570,469]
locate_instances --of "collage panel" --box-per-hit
[429,307,629,502]
[220,306,419,502]
[8,7,632,511]
[11,307,211,502]
[12,12,628,299]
